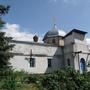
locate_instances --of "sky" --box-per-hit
[0,0,90,42]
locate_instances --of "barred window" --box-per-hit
[48,59,52,68]
[67,59,70,66]
[30,58,35,67]
[52,39,55,44]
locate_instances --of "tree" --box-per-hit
[0,5,14,69]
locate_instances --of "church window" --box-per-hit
[52,39,56,44]
[30,58,35,67]
[80,58,86,73]
[67,59,70,66]
[48,59,52,68]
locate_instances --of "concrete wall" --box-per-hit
[73,39,89,52]
[64,32,90,72]
[73,32,85,41]
[64,44,74,68]
[9,29,90,74]
[10,41,63,74]
[64,33,74,68]
[73,39,90,71]
[64,34,74,45]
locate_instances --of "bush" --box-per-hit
[41,68,90,90]
[24,75,38,84]
[42,74,60,90]
[2,71,17,90]
[0,68,90,90]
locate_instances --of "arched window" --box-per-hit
[80,58,86,73]
[67,58,70,66]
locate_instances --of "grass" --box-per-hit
[0,82,40,90]
[17,83,40,90]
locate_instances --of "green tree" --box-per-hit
[0,5,14,69]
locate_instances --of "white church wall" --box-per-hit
[87,55,90,72]
[64,36,90,72]
[74,39,89,52]
[74,54,79,71]
[73,40,90,72]
[64,34,74,45]
[10,41,63,73]
[64,53,74,68]
[10,56,48,74]
[74,53,87,71]
[73,32,85,41]
[10,56,62,74]
[11,41,62,56]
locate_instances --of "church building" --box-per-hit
[10,24,90,74]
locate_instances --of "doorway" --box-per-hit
[80,58,86,73]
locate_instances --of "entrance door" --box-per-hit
[80,58,86,73]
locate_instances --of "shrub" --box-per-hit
[2,71,17,90]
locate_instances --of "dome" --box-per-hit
[43,24,66,40]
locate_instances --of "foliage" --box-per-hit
[42,74,60,90]
[0,4,14,69]
[41,68,90,90]
[0,5,10,28]
[16,84,40,90]
[2,70,17,90]
[12,70,28,83]
[0,68,90,90]
[0,5,10,16]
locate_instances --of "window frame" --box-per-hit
[67,58,70,66]
[48,58,52,68]
[30,58,35,67]
[52,38,56,44]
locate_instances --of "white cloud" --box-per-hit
[2,23,43,42]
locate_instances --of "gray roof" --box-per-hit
[64,29,87,38]
[43,24,66,40]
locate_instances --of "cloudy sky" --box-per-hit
[0,0,90,43]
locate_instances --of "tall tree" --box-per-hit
[0,5,14,69]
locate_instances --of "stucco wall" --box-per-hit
[64,32,90,72]
[64,34,74,45]
[73,32,85,41]
[73,39,90,71]
[9,29,90,73]
[10,41,63,73]
[64,44,74,68]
